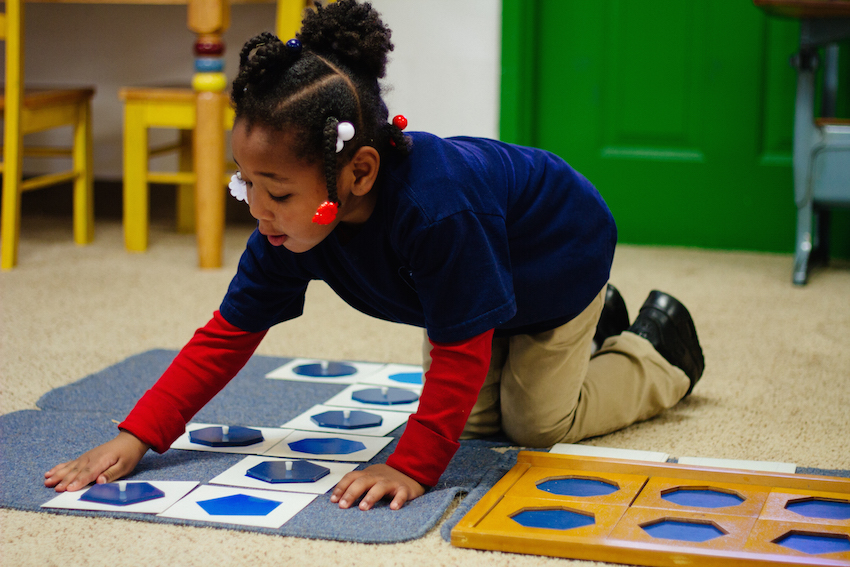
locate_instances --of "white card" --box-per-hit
[323,383,420,414]
[158,485,316,529]
[265,358,385,385]
[281,404,409,437]
[209,456,359,494]
[359,363,425,391]
[549,443,670,463]
[677,456,797,473]
[170,423,294,455]
[41,481,199,514]
[264,430,393,462]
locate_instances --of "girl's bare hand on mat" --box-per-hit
[44,430,150,492]
[331,464,425,511]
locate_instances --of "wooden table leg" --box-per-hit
[189,0,230,268]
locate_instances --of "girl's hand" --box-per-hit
[330,464,425,511]
[44,430,150,492]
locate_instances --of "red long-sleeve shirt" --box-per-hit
[119,311,492,487]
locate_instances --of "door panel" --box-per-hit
[501,0,850,255]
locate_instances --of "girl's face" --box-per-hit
[231,119,375,253]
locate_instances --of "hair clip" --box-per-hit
[229,172,248,203]
[285,38,302,53]
[336,122,355,153]
[312,200,339,225]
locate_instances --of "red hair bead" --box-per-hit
[392,115,408,131]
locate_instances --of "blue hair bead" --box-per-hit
[286,38,302,53]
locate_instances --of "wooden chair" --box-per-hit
[1,0,96,270]
[120,0,309,253]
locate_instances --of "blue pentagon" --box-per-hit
[786,498,850,520]
[351,387,419,406]
[293,361,357,378]
[189,425,264,447]
[246,460,330,483]
[289,437,366,455]
[388,371,423,385]
[642,519,726,542]
[197,493,281,516]
[80,482,165,506]
[311,409,382,430]
[775,532,850,555]
[661,488,745,509]
[511,508,595,530]
[537,477,619,498]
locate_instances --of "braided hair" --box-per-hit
[231,0,411,210]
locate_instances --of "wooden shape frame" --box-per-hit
[631,477,771,518]
[744,518,850,561]
[760,489,850,527]
[507,465,648,507]
[451,451,850,567]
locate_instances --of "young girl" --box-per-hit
[45,0,704,511]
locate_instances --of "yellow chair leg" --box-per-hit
[123,101,149,252]
[176,129,196,234]
[73,100,95,245]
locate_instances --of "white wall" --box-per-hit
[14,0,501,179]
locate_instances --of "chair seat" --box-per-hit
[0,87,95,111]
[118,86,195,104]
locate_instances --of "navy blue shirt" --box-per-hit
[220,133,616,343]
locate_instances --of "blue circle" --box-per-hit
[294,362,357,378]
[388,371,423,385]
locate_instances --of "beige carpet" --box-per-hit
[2,216,849,567]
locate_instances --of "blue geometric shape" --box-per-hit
[775,532,850,555]
[288,437,367,455]
[197,493,281,516]
[293,362,357,378]
[537,477,619,498]
[79,482,165,506]
[786,498,850,520]
[351,387,419,406]
[642,519,726,542]
[661,488,744,509]
[246,460,330,484]
[388,372,423,385]
[189,425,264,447]
[511,508,595,530]
[311,410,382,430]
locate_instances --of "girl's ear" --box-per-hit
[347,146,381,196]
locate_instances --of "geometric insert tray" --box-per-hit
[451,451,850,566]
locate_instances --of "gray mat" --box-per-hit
[0,350,510,543]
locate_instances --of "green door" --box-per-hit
[501,0,849,256]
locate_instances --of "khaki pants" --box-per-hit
[422,285,691,447]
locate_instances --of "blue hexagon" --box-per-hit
[197,493,281,516]
[311,409,382,430]
[80,482,165,506]
[661,487,744,509]
[351,387,419,406]
[293,362,357,378]
[388,372,423,385]
[246,460,330,483]
[642,519,726,542]
[786,498,850,520]
[288,437,366,455]
[189,425,264,447]
[511,508,595,530]
[537,477,619,498]
[775,532,850,555]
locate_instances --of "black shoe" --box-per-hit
[593,284,630,351]
[627,290,705,396]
